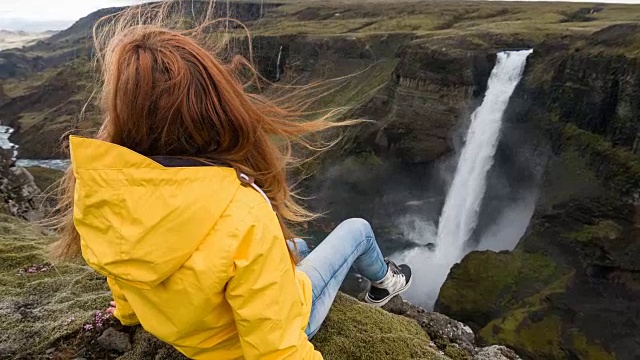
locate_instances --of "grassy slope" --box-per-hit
[253,1,640,38]
[0,214,111,357]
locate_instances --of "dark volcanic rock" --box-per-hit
[514,24,640,155]
[385,296,476,353]
[383,296,513,359]
[0,149,43,220]
[474,346,521,360]
[97,328,132,353]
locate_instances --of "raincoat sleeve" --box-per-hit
[225,203,320,360]
[107,277,140,326]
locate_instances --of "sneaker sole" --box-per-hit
[363,275,413,307]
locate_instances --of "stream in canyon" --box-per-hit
[0,125,69,170]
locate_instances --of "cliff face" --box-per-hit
[523,25,640,155]
[436,24,640,360]
[437,197,640,360]
[356,43,494,163]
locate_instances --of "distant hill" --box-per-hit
[0,30,56,51]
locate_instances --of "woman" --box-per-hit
[52,6,412,360]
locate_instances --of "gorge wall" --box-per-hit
[436,25,640,360]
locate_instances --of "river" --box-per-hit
[0,125,70,171]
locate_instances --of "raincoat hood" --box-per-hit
[70,136,240,289]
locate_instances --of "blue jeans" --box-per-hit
[290,218,388,339]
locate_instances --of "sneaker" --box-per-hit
[364,260,412,307]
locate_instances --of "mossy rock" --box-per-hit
[436,249,561,330]
[441,246,616,359]
[559,124,640,196]
[312,293,446,360]
[437,194,635,359]
[481,310,614,360]
[101,293,448,360]
[570,219,623,243]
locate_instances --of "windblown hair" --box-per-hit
[50,0,351,260]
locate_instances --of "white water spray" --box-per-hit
[393,49,533,308]
[276,46,283,81]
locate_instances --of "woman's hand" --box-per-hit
[107,301,116,315]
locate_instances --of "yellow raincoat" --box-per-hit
[70,136,321,359]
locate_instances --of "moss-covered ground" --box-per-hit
[0,214,111,358]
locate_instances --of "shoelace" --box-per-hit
[388,261,403,276]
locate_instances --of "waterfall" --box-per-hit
[391,49,533,308]
[276,46,283,81]
[436,49,533,261]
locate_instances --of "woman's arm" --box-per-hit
[225,203,321,360]
[107,277,140,326]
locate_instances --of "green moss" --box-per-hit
[542,147,604,206]
[570,331,615,360]
[484,314,564,359]
[482,312,614,360]
[0,214,111,358]
[443,343,471,360]
[93,292,448,359]
[477,273,574,359]
[438,251,519,321]
[312,293,445,360]
[251,2,640,39]
[571,220,623,243]
[309,59,398,111]
[561,124,640,195]
[254,19,375,35]
[437,249,561,328]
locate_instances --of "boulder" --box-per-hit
[384,296,475,354]
[474,345,521,360]
[0,149,44,220]
[97,328,132,353]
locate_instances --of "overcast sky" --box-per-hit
[1,0,640,31]
[0,0,150,31]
